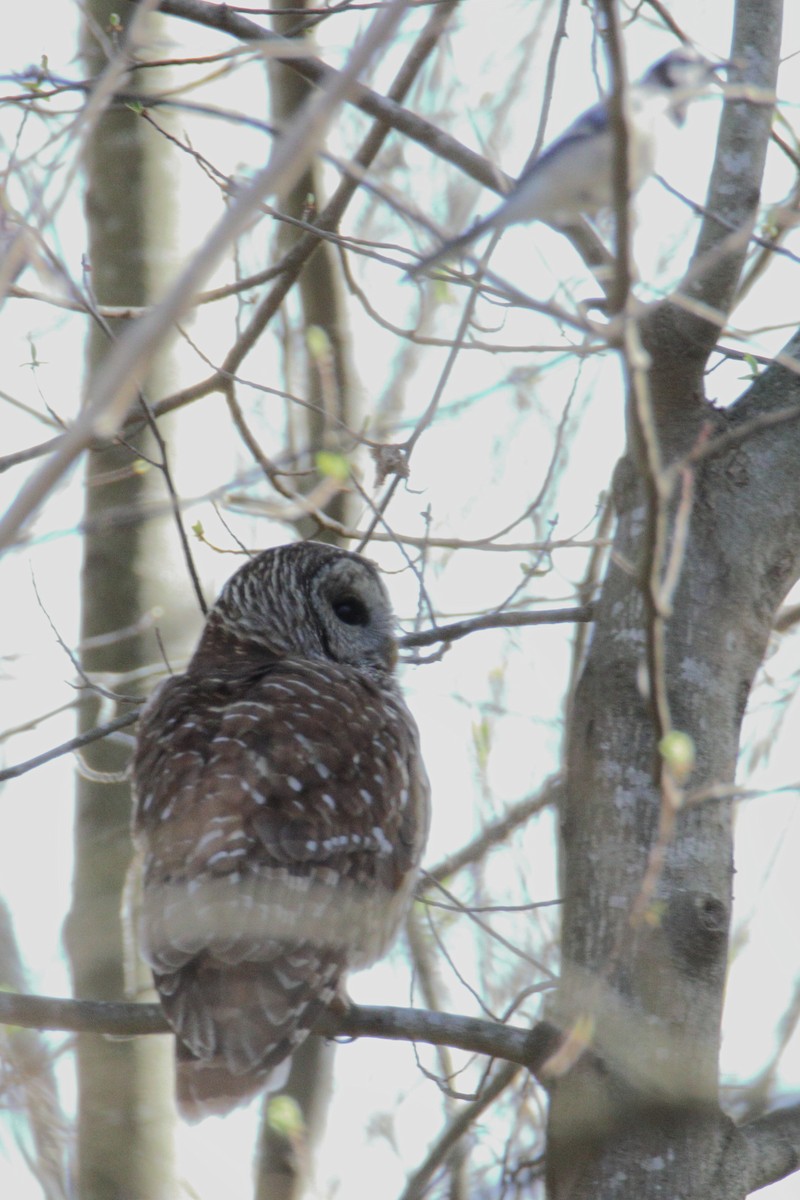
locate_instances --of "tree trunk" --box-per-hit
[547,5,794,1189]
[64,5,176,1196]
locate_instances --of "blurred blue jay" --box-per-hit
[409,48,725,276]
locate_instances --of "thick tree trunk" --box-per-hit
[63,5,176,1196]
[546,4,793,1192]
[548,332,800,1196]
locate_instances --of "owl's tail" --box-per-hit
[176,1040,293,1122]
[156,951,342,1122]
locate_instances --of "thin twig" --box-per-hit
[134,395,209,616]
[597,0,634,314]
[0,0,413,550]
[420,781,562,886]
[398,1062,521,1200]
[152,0,501,194]
[0,711,140,783]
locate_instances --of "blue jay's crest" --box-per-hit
[642,47,723,125]
[408,46,726,277]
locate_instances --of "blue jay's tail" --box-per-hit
[405,211,497,278]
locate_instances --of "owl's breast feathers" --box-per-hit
[134,656,428,963]
[131,655,429,1118]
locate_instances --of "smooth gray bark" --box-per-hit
[64,5,177,1196]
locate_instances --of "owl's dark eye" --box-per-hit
[332,594,370,626]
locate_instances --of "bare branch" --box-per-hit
[398,1062,521,1200]
[421,781,562,887]
[0,0,412,550]
[0,990,561,1075]
[741,1102,800,1192]
[645,0,784,367]
[0,712,139,783]
[152,0,506,195]
[400,604,594,649]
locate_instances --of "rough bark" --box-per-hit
[546,2,795,1195]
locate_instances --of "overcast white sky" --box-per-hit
[2,2,800,1198]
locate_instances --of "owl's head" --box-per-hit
[192,542,399,674]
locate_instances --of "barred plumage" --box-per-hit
[132,542,429,1119]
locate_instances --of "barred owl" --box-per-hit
[132,542,430,1120]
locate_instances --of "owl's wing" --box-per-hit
[132,659,429,1118]
[134,659,427,969]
